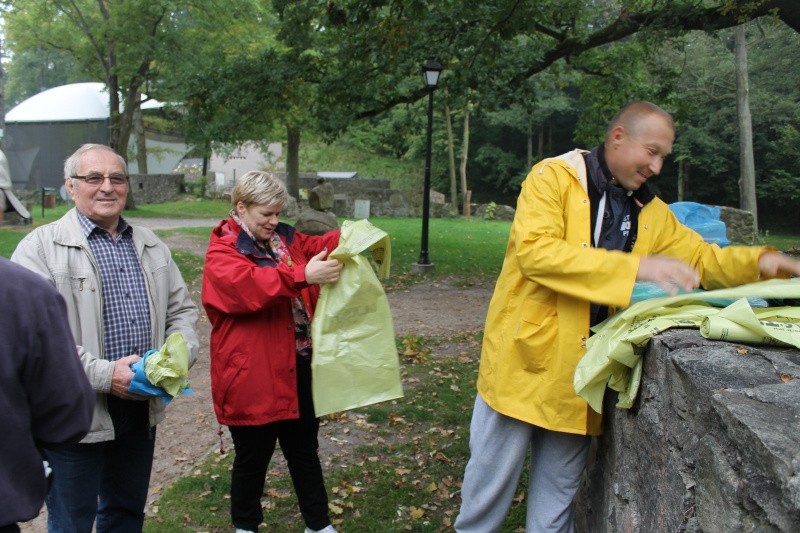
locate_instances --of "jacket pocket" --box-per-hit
[214,352,248,418]
[51,267,93,292]
[513,301,557,373]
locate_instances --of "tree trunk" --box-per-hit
[444,102,459,216]
[116,88,139,162]
[735,24,758,233]
[106,45,122,152]
[678,158,688,201]
[460,105,471,217]
[286,125,301,199]
[537,124,545,162]
[107,78,137,211]
[526,119,533,170]
[202,139,210,177]
[134,105,147,174]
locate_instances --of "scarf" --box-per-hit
[230,209,313,356]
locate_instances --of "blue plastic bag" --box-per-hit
[630,282,768,308]
[128,350,192,405]
[669,202,730,247]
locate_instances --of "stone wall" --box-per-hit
[1,174,181,223]
[128,173,181,205]
[576,329,800,532]
[294,174,450,218]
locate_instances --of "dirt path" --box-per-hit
[20,221,493,532]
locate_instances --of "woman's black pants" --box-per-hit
[228,355,330,531]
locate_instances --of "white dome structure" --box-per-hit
[6,82,164,122]
[4,83,178,190]
[6,82,111,122]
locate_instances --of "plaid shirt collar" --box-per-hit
[76,210,132,239]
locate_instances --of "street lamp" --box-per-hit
[412,57,443,273]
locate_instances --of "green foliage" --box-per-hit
[183,176,209,199]
[5,3,146,147]
[759,124,800,229]
[472,144,527,197]
[484,201,498,221]
[8,1,800,230]
[662,21,800,224]
[4,46,85,107]
[570,26,688,147]
[300,136,423,190]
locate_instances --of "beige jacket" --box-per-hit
[11,208,199,443]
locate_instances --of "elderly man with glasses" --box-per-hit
[11,143,199,532]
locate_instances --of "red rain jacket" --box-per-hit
[202,218,340,426]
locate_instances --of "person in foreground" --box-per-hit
[202,171,343,533]
[0,257,95,533]
[11,143,199,532]
[454,101,800,532]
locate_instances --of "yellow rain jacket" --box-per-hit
[477,149,766,436]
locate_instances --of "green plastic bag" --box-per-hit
[311,219,403,416]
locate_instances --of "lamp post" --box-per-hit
[412,57,443,273]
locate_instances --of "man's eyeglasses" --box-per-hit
[71,174,129,187]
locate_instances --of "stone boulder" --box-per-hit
[282,196,299,219]
[294,208,339,236]
[474,203,516,221]
[309,179,335,212]
[576,329,800,532]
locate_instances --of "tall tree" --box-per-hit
[656,18,800,227]
[734,23,757,231]
[3,1,243,161]
[160,2,323,197]
[3,46,84,107]
[443,98,459,215]
[274,1,798,134]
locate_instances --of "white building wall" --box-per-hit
[208,142,283,187]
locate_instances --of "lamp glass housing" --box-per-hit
[421,58,443,88]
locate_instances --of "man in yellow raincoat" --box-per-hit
[454,101,800,532]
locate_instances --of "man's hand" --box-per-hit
[305,248,343,285]
[758,251,800,279]
[636,255,700,296]
[110,354,149,401]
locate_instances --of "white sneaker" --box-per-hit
[304,526,338,533]
[236,529,256,533]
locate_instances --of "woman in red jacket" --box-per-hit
[202,171,342,533]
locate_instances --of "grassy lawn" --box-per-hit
[144,334,529,533]
[152,216,511,289]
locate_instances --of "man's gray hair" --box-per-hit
[64,144,128,181]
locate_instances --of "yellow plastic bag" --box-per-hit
[574,278,800,413]
[143,332,191,397]
[311,219,403,416]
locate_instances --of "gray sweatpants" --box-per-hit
[454,394,591,533]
